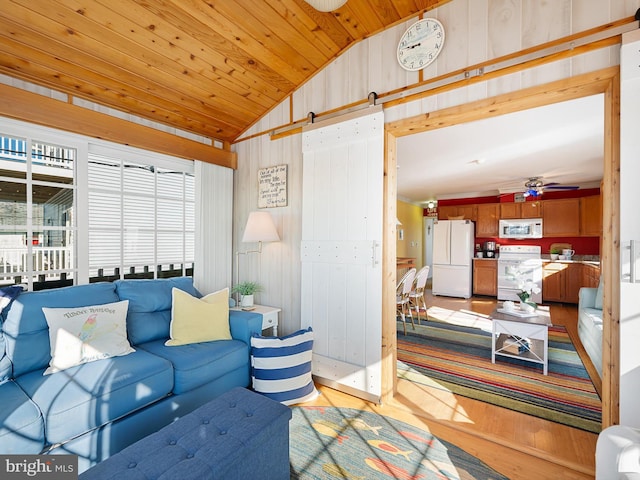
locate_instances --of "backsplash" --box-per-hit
[477,236,600,256]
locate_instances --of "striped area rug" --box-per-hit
[397,315,602,433]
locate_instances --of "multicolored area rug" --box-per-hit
[289,406,509,479]
[397,313,602,433]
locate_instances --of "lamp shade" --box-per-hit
[241,211,280,243]
[304,0,347,12]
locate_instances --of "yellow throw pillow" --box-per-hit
[166,287,231,346]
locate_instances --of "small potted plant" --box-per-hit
[550,247,560,261]
[232,281,262,307]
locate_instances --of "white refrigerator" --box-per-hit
[432,220,475,299]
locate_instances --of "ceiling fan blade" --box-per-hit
[544,185,579,190]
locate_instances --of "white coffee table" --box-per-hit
[490,306,552,375]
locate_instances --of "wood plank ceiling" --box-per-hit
[0,0,451,144]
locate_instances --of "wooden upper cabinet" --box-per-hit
[476,203,500,237]
[438,205,459,220]
[500,203,520,219]
[542,198,580,236]
[521,201,543,218]
[457,204,477,221]
[580,195,602,236]
[438,204,477,221]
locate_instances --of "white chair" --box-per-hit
[396,268,416,335]
[596,425,640,479]
[409,265,430,323]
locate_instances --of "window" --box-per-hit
[0,121,195,290]
[87,153,194,283]
[0,134,75,290]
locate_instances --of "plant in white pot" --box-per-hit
[232,281,262,307]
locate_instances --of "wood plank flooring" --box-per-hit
[304,293,599,480]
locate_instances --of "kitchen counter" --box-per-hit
[473,255,600,265]
[542,254,600,265]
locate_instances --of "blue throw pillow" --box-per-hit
[250,327,318,406]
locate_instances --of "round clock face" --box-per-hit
[397,18,445,71]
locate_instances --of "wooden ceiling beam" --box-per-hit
[0,84,237,168]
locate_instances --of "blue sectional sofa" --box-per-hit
[578,283,603,378]
[0,277,263,472]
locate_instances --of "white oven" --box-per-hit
[497,245,542,303]
[499,218,543,239]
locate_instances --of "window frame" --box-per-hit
[0,116,195,290]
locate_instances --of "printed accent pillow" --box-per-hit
[42,300,134,375]
[166,287,231,346]
[251,327,318,406]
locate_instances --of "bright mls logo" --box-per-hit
[0,455,77,479]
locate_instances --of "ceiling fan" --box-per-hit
[521,177,579,197]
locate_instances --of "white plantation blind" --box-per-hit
[87,151,194,279]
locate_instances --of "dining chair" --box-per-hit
[396,268,416,335]
[409,265,430,324]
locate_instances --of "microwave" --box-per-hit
[498,218,543,239]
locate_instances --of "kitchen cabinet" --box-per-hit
[458,204,477,221]
[542,261,597,303]
[473,259,497,296]
[438,205,476,221]
[438,205,459,220]
[476,203,500,237]
[500,203,520,219]
[520,201,543,218]
[583,263,601,288]
[543,262,565,302]
[542,198,580,237]
[580,195,602,236]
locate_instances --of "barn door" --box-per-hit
[301,106,384,403]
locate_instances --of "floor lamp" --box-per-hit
[235,211,280,304]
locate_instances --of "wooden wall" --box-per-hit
[233,0,636,335]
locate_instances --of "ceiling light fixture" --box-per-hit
[304,0,347,12]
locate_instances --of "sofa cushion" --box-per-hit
[42,300,134,374]
[3,283,120,377]
[583,307,604,326]
[115,277,199,345]
[595,278,604,309]
[139,338,249,395]
[166,288,231,346]
[0,380,44,453]
[15,349,174,444]
[0,286,22,384]
[250,327,318,406]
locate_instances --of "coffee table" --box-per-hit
[490,306,552,375]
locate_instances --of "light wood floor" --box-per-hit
[305,292,600,480]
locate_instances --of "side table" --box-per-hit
[231,304,280,336]
[490,308,552,375]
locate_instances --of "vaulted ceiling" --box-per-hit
[0,0,451,144]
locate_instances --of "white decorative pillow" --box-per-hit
[166,287,231,346]
[250,327,318,406]
[42,300,134,375]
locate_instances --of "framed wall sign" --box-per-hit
[258,164,288,208]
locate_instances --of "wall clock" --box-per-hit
[397,18,445,71]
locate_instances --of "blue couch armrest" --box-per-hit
[579,287,598,309]
[229,310,263,345]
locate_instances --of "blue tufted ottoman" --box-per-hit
[79,387,292,479]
